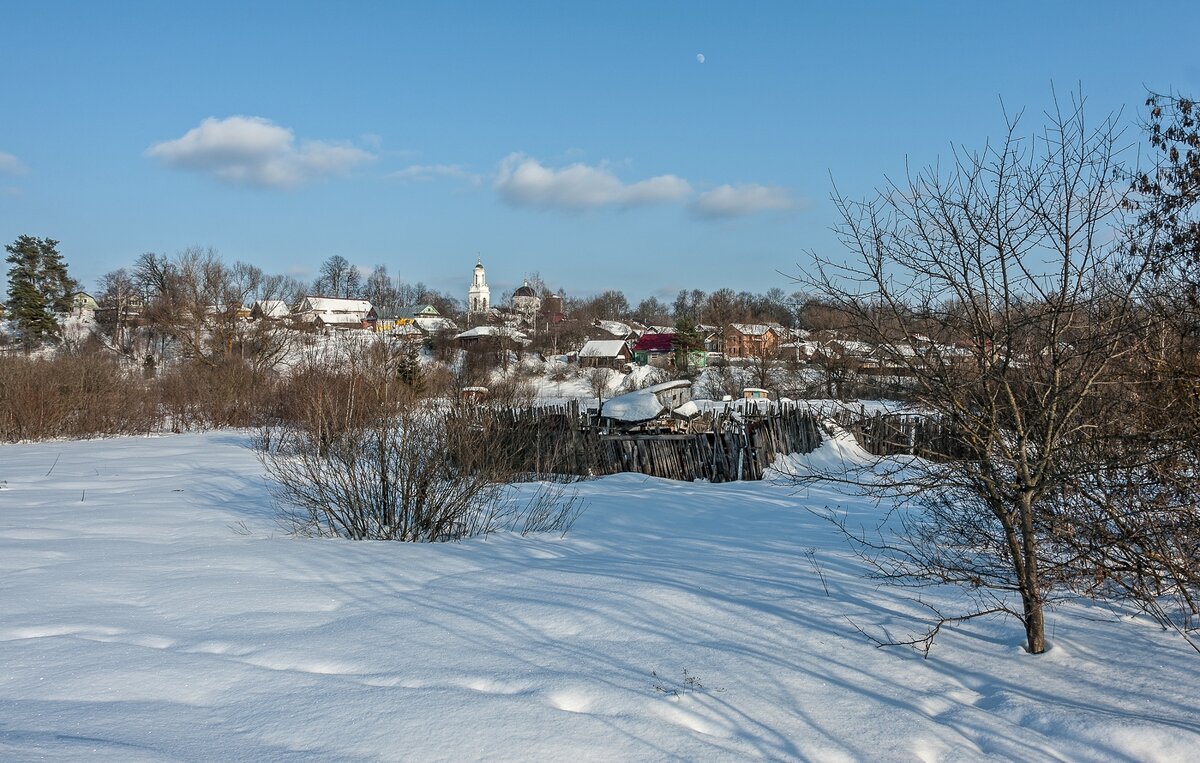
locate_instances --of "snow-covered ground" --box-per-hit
[2,432,1198,761]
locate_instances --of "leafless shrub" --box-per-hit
[156,358,278,431]
[258,402,583,541]
[0,354,158,441]
[484,374,537,408]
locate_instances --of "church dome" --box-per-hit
[513,283,537,298]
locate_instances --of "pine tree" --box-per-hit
[4,235,76,351]
[671,318,703,371]
[396,340,426,396]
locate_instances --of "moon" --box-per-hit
[696,53,705,64]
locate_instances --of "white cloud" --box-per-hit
[0,152,28,175]
[146,116,375,188]
[494,153,691,211]
[692,183,802,218]
[391,163,482,186]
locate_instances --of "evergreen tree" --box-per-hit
[4,235,75,351]
[396,340,426,396]
[671,318,704,371]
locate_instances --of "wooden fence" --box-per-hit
[828,408,970,460]
[449,400,823,483]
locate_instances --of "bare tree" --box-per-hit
[585,366,616,403]
[801,94,1154,655]
[94,268,140,353]
[313,255,361,298]
[363,264,400,309]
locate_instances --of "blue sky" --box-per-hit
[1,1,1197,303]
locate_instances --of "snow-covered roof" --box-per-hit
[579,340,629,358]
[727,323,778,336]
[253,300,290,318]
[415,315,457,333]
[454,325,529,343]
[593,320,633,338]
[633,333,674,352]
[600,380,693,423]
[300,296,372,314]
[672,400,700,419]
[601,391,667,423]
[832,339,874,356]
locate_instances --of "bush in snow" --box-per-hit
[258,403,581,542]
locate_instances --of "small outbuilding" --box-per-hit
[578,339,633,369]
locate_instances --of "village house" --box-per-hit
[591,319,638,343]
[293,296,372,330]
[454,324,530,350]
[69,291,99,316]
[366,304,453,333]
[204,304,251,322]
[723,323,780,359]
[632,332,675,367]
[366,306,410,333]
[578,339,633,370]
[250,299,290,321]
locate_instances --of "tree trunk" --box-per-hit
[1022,592,1046,655]
[1018,493,1046,654]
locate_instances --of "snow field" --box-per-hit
[0,432,1197,760]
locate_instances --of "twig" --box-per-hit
[805,548,831,597]
[45,453,61,477]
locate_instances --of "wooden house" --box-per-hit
[632,332,675,367]
[578,339,633,370]
[69,291,99,316]
[723,323,780,359]
[591,319,638,342]
[250,300,290,321]
[454,325,530,350]
[294,296,372,330]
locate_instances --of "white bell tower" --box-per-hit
[468,257,490,316]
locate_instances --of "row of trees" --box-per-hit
[563,286,811,329]
[313,255,459,317]
[805,91,1200,656]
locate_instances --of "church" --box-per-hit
[466,258,546,330]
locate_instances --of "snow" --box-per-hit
[727,323,777,336]
[1,432,1198,760]
[601,380,691,423]
[578,340,628,359]
[299,297,372,314]
[414,315,457,333]
[454,325,528,342]
[592,320,633,338]
[599,390,664,422]
[672,400,700,419]
[253,299,290,319]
